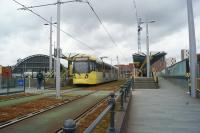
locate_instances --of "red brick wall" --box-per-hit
[152,57,166,72]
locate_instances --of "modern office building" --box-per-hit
[166,57,176,67]
[181,49,189,60]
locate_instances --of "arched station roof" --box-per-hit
[12,54,65,73]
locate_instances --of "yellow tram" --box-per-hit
[73,55,118,85]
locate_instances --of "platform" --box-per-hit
[126,78,200,133]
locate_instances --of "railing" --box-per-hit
[152,72,159,88]
[62,78,133,133]
[0,77,26,95]
[196,78,200,94]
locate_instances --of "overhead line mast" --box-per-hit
[12,0,93,98]
[132,0,142,53]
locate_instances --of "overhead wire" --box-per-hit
[12,0,97,52]
[12,0,130,63]
[85,1,118,47]
[84,0,127,61]
[17,2,58,10]
[17,0,78,10]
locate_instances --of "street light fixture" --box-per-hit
[141,19,156,77]
[44,17,57,72]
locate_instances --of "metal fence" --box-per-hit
[0,75,71,95]
[62,78,133,133]
[196,78,200,90]
[0,77,25,95]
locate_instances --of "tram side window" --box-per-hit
[96,62,103,72]
[89,62,96,72]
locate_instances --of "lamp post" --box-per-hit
[44,17,57,72]
[146,20,156,78]
[187,0,197,97]
[140,19,156,77]
[56,0,61,98]
[16,0,87,99]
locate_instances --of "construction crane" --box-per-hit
[132,0,143,53]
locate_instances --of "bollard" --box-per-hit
[63,119,76,133]
[132,79,134,90]
[124,85,127,102]
[108,92,116,133]
[126,82,130,95]
[127,83,130,94]
[125,84,129,97]
[127,81,131,94]
[120,89,124,111]
[131,78,134,91]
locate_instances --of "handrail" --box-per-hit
[196,78,200,92]
[83,102,113,133]
[152,72,158,83]
[62,78,133,133]
[152,72,159,88]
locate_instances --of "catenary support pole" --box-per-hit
[49,17,53,72]
[187,0,197,97]
[56,0,61,98]
[146,22,150,78]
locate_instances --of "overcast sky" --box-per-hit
[0,0,199,66]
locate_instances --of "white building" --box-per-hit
[166,57,176,67]
[181,49,189,60]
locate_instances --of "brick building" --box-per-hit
[115,63,134,77]
[151,56,166,72]
[166,57,176,67]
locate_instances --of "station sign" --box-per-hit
[75,57,89,61]
[17,79,24,86]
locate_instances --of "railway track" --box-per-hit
[0,89,98,129]
[56,94,109,133]
[0,91,111,133]
[0,81,123,133]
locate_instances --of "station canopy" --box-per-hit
[133,51,167,69]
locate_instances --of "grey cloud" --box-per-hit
[0,0,200,65]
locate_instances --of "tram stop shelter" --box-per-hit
[132,52,167,76]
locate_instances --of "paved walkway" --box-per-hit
[126,78,200,133]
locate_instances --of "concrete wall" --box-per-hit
[162,76,188,91]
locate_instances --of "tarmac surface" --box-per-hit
[127,78,200,133]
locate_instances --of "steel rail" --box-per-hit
[0,89,96,129]
[56,95,109,133]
